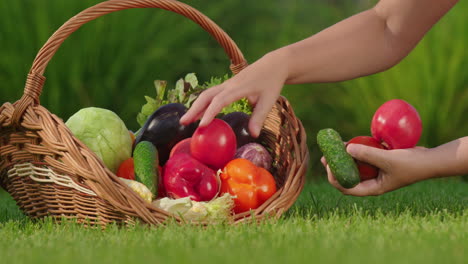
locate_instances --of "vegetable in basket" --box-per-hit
[202,75,252,115]
[136,73,200,127]
[152,193,235,223]
[116,158,135,180]
[65,107,132,173]
[136,73,252,128]
[133,141,159,196]
[220,158,277,214]
[135,103,197,165]
[0,0,309,228]
[190,118,237,170]
[169,138,192,158]
[234,142,272,171]
[163,153,220,202]
[221,112,256,148]
[120,178,153,203]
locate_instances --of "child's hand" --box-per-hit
[180,51,289,138]
[322,144,435,196]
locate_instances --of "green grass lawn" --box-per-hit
[1,179,467,264]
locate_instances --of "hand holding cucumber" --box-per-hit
[318,100,429,196]
[321,143,435,196]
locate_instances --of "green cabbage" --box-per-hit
[65,107,132,173]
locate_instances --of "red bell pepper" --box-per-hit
[163,153,219,202]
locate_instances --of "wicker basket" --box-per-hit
[0,0,309,227]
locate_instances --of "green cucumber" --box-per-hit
[133,141,159,195]
[317,128,360,189]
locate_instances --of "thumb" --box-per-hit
[346,144,389,170]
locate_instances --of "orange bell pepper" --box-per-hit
[220,158,277,214]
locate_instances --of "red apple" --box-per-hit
[169,138,192,158]
[371,99,422,149]
[347,136,386,181]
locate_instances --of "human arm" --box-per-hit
[180,0,459,137]
[324,136,468,196]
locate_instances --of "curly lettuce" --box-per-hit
[137,73,253,127]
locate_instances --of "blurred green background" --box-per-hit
[1,0,467,180]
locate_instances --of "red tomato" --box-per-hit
[220,158,277,214]
[169,138,191,158]
[346,136,386,181]
[371,99,422,149]
[190,119,237,169]
[116,158,135,180]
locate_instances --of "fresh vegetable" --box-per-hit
[163,153,219,202]
[152,197,193,216]
[221,112,256,147]
[346,136,386,181]
[116,158,135,180]
[65,107,132,173]
[184,193,234,222]
[234,143,272,171]
[137,73,252,128]
[152,193,235,223]
[137,74,200,126]
[371,99,422,149]
[133,141,159,195]
[135,103,197,165]
[317,128,360,189]
[220,158,277,214]
[220,98,252,115]
[120,178,153,203]
[169,138,191,158]
[191,119,236,169]
[199,75,253,115]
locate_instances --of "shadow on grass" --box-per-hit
[0,188,28,224]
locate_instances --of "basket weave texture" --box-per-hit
[0,0,309,227]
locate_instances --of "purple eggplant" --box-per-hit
[135,103,198,165]
[221,112,256,147]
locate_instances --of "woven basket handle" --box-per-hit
[12,0,247,126]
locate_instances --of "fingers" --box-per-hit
[181,79,253,128]
[199,88,245,127]
[248,92,278,138]
[346,143,390,170]
[341,179,385,196]
[325,159,386,196]
[327,167,384,196]
[180,85,223,126]
[320,156,327,167]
